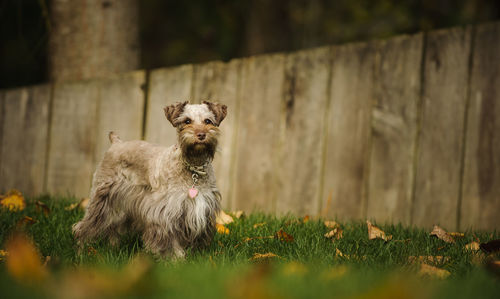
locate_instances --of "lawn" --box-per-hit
[0,194,499,298]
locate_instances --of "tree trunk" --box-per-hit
[49,0,139,82]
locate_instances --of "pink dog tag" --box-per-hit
[188,187,198,199]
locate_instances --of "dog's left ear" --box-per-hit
[203,101,227,126]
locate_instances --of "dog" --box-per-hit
[73,101,227,258]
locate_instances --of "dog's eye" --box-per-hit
[184,119,191,124]
[204,119,213,125]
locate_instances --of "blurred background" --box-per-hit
[1,0,500,89]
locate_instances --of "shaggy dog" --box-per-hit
[73,101,227,258]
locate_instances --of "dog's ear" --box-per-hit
[164,101,188,126]
[203,101,227,126]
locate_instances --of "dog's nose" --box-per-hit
[197,132,206,140]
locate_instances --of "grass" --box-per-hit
[1,195,499,298]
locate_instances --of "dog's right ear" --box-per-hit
[164,101,188,126]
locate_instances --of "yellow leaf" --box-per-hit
[216,223,229,234]
[430,225,455,243]
[275,229,294,242]
[5,233,47,283]
[324,220,339,228]
[419,263,450,279]
[253,222,266,229]
[335,248,345,257]
[65,198,90,211]
[216,210,234,225]
[324,227,343,240]
[465,241,480,251]
[449,232,465,238]
[251,252,279,260]
[367,220,392,241]
[0,190,26,211]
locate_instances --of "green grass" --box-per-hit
[1,195,499,298]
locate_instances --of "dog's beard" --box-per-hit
[179,135,217,165]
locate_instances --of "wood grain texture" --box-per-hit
[145,64,193,146]
[46,80,99,198]
[322,43,374,221]
[232,54,286,212]
[275,47,331,216]
[412,27,472,229]
[460,23,500,230]
[366,34,423,224]
[192,60,241,210]
[0,85,51,196]
[94,71,145,162]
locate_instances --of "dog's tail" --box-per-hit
[108,131,122,144]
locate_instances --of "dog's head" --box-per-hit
[164,101,227,158]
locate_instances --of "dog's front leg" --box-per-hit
[142,224,185,259]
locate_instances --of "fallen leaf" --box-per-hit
[17,216,36,227]
[367,220,392,241]
[0,249,8,261]
[216,223,229,234]
[302,215,310,223]
[335,248,345,258]
[253,222,266,229]
[87,246,98,256]
[480,239,500,254]
[275,229,294,242]
[233,210,245,219]
[465,242,480,251]
[282,262,308,276]
[216,210,234,225]
[408,256,451,264]
[418,263,450,279]
[0,190,26,211]
[324,220,339,228]
[65,198,90,211]
[35,200,50,216]
[320,265,348,280]
[324,227,343,240]
[5,233,47,283]
[251,252,279,260]
[449,232,465,238]
[430,225,455,243]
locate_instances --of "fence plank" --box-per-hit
[412,27,472,229]
[460,23,500,230]
[232,54,285,212]
[95,71,145,161]
[322,43,374,220]
[192,60,241,210]
[366,34,423,224]
[0,85,51,196]
[275,47,331,216]
[145,65,193,147]
[46,80,99,198]
[0,91,4,188]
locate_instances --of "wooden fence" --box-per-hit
[1,22,499,230]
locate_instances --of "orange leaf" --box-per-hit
[275,229,294,242]
[430,225,455,243]
[0,190,26,212]
[302,215,310,223]
[367,220,392,241]
[5,233,47,283]
[216,223,229,234]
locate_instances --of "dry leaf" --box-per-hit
[335,248,345,258]
[0,190,26,211]
[216,223,229,234]
[35,200,50,216]
[430,225,455,243]
[367,220,392,241]
[87,246,98,256]
[419,263,450,279]
[216,210,234,225]
[408,256,450,264]
[449,232,465,238]
[17,216,36,227]
[480,239,500,254]
[324,227,343,240]
[5,233,47,283]
[302,215,310,223]
[233,210,245,219]
[65,198,90,211]
[320,265,348,280]
[324,220,339,228]
[465,242,480,251]
[275,229,294,242]
[253,222,266,229]
[0,249,8,261]
[251,252,279,260]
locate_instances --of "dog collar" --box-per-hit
[182,159,210,199]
